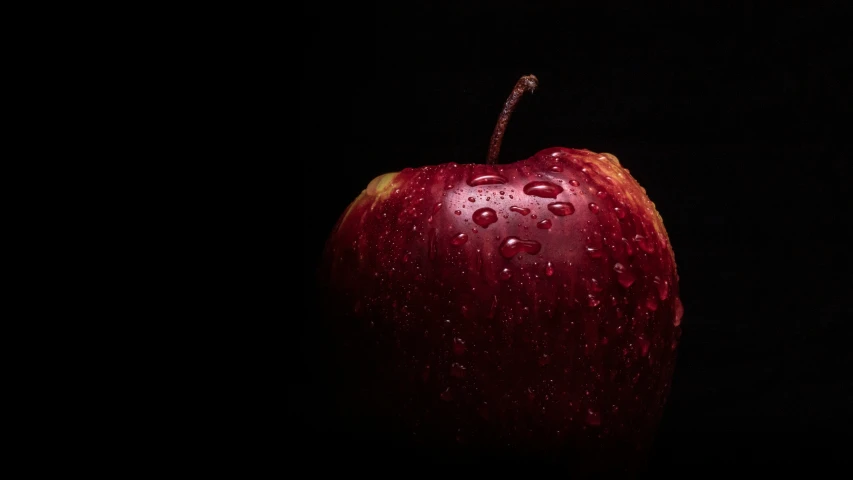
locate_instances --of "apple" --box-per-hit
[316,75,684,472]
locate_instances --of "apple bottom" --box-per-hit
[309,320,657,474]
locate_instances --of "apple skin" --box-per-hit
[317,147,683,470]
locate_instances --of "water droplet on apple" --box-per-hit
[523,181,563,198]
[586,246,603,258]
[445,184,454,190]
[468,197,476,202]
[588,277,603,292]
[499,268,512,281]
[621,237,634,256]
[587,294,600,307]
[549,165,563,172]
[451,233,469,245]
[472,208,498,228]
[499,237,542,258]
[545,262,554,276]
[468,174,508,186]
[586,408,601,426]
[569,179,580,187]
[454,210,462,216]
[674,297,684,326]
[654,276,669,300]
[432,202,443,215]
[422,365,430,382]
[537,219,552,229]
[613,263,636,288]
[588,203,600,214]
[509,206,531,216]
[596,190,608,199]
[634,234,655,253]
[538,353,551,365]
[547,202,575,216]
[614,206,627,219]
[428,228,437,260]
[646,296,659,311]
[440,388,453,401]
[453,337,466,355]
[451,362,467,378]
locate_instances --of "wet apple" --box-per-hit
[318,75,684,472]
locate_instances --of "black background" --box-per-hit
[300,1,851,471]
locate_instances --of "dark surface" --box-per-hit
[299,1,851,472]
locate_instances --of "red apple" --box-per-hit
[317,75,684,472]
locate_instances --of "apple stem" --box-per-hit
[487,74,539,165]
